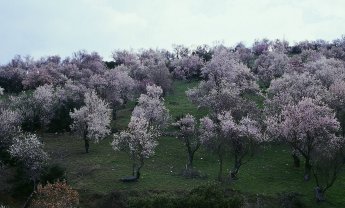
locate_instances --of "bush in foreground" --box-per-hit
[30,180,79,208]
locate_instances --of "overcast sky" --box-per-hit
[0,0,344,64]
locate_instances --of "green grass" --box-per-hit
[165,80,208,120]
[39,80,345,207]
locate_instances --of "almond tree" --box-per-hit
[8,93,36,131]
[132,84,170,129]
[188,49,261,181]
[265,72,329,166]
[173,114,201,172]
[265,72,329,116]
[0,108,21,170]
[311,136,344,202]
[234,43,254,66]
[0,108,21,150]
[171,55,204,80]
[111,116,159,180]
[89,67,136,119]
[111,85,169,180]
[0,61,25,93]
[253,51,289,88]
[112,49,139,67]
[70,90,111,153]
[199,111,262,181]
[113,49,173,94]
[63,79,87,101]
[105,67,136,105]
[8,84,66,132]
[266,98,340,181]
[9,132,48,185]
[48,80,88,132]
[69,50,106,74]
[139,49,172,94]
[219,113,262,178]
[33,84,64,130]
[199,116,226,181]
[192,44,213,62]
[329,79,345,136]
[304,57,345,88]
[9,132,49,208]
[252,39,270,56]
[187,48,259,121]
[22,65,67,90]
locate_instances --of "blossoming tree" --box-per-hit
[199,111,262,181]
[111,85,169,180]
[9,132,48,184]
[173,114,201,172]
[266,98,340,181]
[70,90,111,153]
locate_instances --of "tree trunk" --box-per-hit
[23,180,36,208]
[231,155,241,179]
[135,169,141,179]
[23,189,34,208]
[84,139,89,153]
[112,108,117,120]
[135,157,145,179]
[185,139,200,171]
[218,153,223,181]
[292,152,300,168]
[341,121,345,137]
[83,130,89,153]
[187,150,194,170]
[185,140,193,170]
[304,158,312,181]
[314,187,325,202]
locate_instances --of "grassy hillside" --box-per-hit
[33,80,345,207]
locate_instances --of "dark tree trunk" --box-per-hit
[84,139,89,153]
[292,152,300,168]
[184,137,200,171]
[231,155,242,179]
[314,187,325,202]
[112,108,117,120]
[304,158,312,181]
[83,130,89,153]
[23,180,36,208]
[135,169,141,180]
[341,121,345,137]
[135,157,144,180]
[218,153,223,181]
[187,152,194,170]
[183,140,200,177]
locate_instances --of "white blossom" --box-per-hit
[0,108,21,148]
[9,133,48,181]
[132,84,170,128]
[70,90,111,143]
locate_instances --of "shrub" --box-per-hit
[30,181,79,208]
